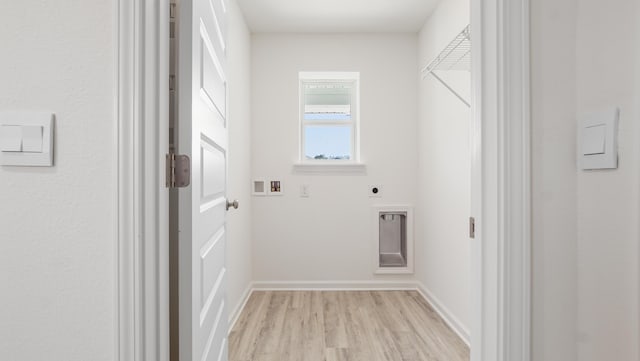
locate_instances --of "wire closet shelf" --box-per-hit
[421,24,471,107]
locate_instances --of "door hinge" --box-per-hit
[166,153,190,188]
[469,217,475,239]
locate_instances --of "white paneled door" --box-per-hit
[178,0,229,360]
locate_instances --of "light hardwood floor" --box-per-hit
[229,291,469,361]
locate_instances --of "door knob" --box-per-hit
[226,199,239,211]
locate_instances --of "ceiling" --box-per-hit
[236,0,441,33]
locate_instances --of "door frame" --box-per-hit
[115,0,170,360]
[470,0,531,360]
[115,0,531,360]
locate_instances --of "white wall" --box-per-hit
[0,1,116,360]
[531,0,640,360]
[416,0,471,337]
[574,0,639,359]
[531,1,579,359]
[226,0,253,321]
[250,34,419,282]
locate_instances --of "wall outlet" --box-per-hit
[300,184,310,198]
[369,185,383,197]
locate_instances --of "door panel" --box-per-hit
[201,140,225,201]
[178,0,228,360]
[199,27,227,120]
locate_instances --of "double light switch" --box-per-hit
[0,112,54,166]
[1,125,44,153]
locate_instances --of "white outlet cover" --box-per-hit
[300,184,310,198]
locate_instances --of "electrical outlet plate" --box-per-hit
[300,184,310,198]
[369,185,382,198]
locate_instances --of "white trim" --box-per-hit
[470,0,531,360]
[299,71,360,80]
[228,284,254,332]
[373,269,414,275]
[252,280,419,291]
[116,0,137,359]
[415,282,470,347]
[292,163,367,174]
[505,1,531,359]
[469,0,484,358]
[117,0,170,360]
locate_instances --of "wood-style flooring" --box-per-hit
[229,290,469,361]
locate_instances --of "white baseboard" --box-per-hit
[415,282,470,346]
[251,280,419,291]
[228,283,253,332]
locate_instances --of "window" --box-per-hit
[299,72,360,163]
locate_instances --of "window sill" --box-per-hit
[292,163,367,175]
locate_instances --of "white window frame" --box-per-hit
[298,72,361,165]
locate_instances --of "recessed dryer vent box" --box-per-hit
[372,205,414,275]
[579,107,619,170]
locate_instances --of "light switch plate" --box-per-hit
[0,112,54,166]
[578,107,618,170]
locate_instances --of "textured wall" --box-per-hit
[530,0,579,359]
[531,0,640,360]
[574,0,639,359]
[0,1,116,360]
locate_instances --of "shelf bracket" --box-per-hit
[427,71,470,108]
